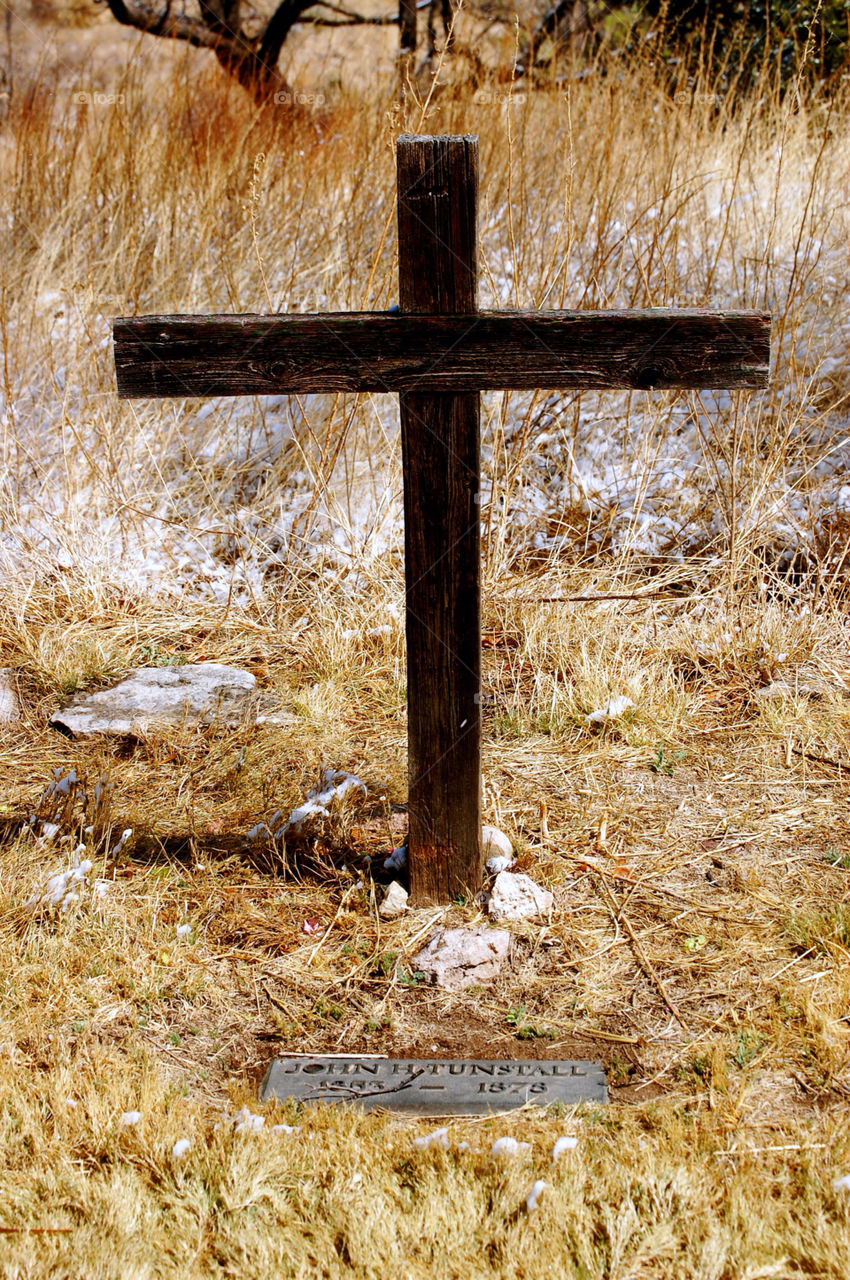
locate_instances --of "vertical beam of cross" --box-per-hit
[396,134,482,906]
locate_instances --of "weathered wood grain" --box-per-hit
[113,308,771,398]
[397,133,483,905]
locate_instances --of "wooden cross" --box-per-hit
[113,133,770,906]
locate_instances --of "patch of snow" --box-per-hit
[413,1127,450,1150]
[233,1106,265,1134]
[491,1136,531,1158]
[585,695,635,725]
[552,1136,579,1160]
[27,855,94,911]
[171,1138,191,1159]
[120,1111,142,1126]
[526,1179,547,1212]
[285,769,367,836]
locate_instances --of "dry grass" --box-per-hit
[0,10,849,1277]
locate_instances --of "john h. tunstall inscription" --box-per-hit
[260,1057,608,1114]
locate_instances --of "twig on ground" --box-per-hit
[597,875,693,1035]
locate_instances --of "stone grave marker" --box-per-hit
[261,1055,608,1114]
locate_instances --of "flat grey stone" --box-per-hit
[0,668,19,724]
[50,663,257,737]
[260,1056,607,1113]
[379,880,409,918]
[488,871,553,921]
[412,925,510,990]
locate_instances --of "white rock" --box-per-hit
[585,695,635,725]
[488,871,553,921]
[171,1138,191,1159]
[176,923,192,938]
[482,825,513,860]
[413,926,510,991]
[379,881,409,918]
[0,669,20,724]
[833,1174,850,1191]
[120,1111,142,1126]
[50,664,257,737]
[491,1136,530,1157]
[483,825,515,874]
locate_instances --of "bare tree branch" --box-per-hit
[103,0,240,52]
[306,0,399,24]
[100,0,426,98]
[526,0,594,70]
[102,0,319,99]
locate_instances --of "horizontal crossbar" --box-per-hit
[113,309,770,399]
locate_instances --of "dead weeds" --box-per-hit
[1,21,849,1278]
[1,564,850,1275]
